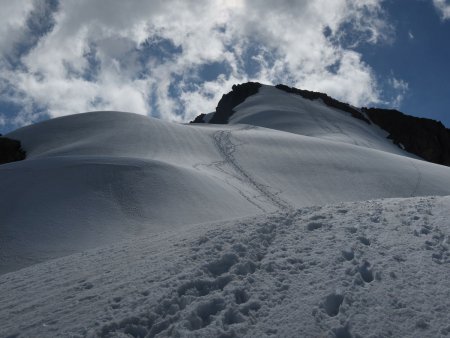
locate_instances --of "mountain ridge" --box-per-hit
[191,82,450,166]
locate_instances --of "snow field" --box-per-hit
[1,196,449,337]
[5,108,450,274]
[2,84,450,337]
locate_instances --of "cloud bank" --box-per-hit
[1,0,399,128]
[433,0,450,20]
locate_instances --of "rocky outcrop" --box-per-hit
[275,84,371,124]
[190,113,206,124]
[362,108,450,166]
[0,136,26,165]
[190,82,262,124]
[210,82,262,124]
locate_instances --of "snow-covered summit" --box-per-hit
[222,84,409,155]
[195,83,450,166]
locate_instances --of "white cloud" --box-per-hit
[0,0,398,127]
[433,0,450,20]
[388,76,409,107]
[0,0,34,54]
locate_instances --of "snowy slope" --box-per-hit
[228,85,412,156]
[2,83,450,337]
[1,112,263,274]
[1,196,449,337]
[3,86,450,274]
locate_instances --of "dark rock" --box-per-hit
[275,84,371,124]
[362,107,450,166]
[208,82,262,124]
[190,113,206,124]
[0,137,26,165]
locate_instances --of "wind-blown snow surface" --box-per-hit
[2,85,450,336]
[1,196,450,337]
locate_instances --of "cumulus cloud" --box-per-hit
[0,0,401,128]
[433,0,450,20]
[0,1,35,54]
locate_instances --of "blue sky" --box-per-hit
[355,0,450,126]
[0,0,449,134]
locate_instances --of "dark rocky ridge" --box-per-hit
[0,136,26,165]
[362,108,450,166]
[190,82,262,124]
[190,113,207,124]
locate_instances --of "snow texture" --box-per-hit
[1,85,450,337]
[1,197,450,337]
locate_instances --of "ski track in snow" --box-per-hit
[1,196,450,337]
[212,129,294,213]
[408,158,423,198]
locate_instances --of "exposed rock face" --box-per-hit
[275,84,371,124]
[362,108,450,166]
[210,82,262,124]
[190,113,206,124]
[0,136,26,165]
[190,82,262,124]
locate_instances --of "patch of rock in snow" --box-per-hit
[1,196,449,337]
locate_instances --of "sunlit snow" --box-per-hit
[1,85,450,337]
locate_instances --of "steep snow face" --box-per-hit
[1,196,449,337]
[2,106,450,274]
[228,85,412,156]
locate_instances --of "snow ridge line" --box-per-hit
[212,130,294,212]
